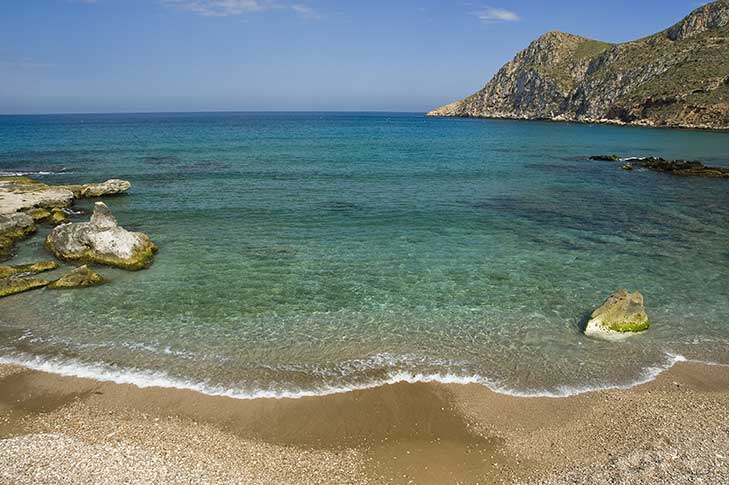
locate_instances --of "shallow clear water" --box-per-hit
[1,112,728,397]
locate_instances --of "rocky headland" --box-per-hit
[428,0,729,130]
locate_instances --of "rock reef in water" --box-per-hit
[48,265,105,289]
[49,208,70,225]
[0,260,58,278]
[428,1,729,130]
[59,179,131,198]
[0,276,50,298]
[45,202,156,271]
[0,212,36,261]
[0,176,75,214]
[0,175,150,296]
[590,155,729,177]
[0,175,133,260]
[588,155,621,162]
[0,260,59,297]
[585,289,650,340]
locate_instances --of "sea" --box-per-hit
[1,112,728,398]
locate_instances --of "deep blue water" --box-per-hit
[1,112,728,397]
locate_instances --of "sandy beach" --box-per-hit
[1,360,727,484]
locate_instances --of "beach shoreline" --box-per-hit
[2,360,728,483]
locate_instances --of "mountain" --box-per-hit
[427,0,729,130]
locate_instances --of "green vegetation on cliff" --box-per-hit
[428,1,729,130]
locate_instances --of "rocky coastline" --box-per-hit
[428,1,729,131]
[0,175,156,298]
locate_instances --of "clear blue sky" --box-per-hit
[0,0,707,114]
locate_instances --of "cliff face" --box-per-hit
[428,0,729,130]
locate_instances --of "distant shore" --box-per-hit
[2,360,728,483]
[425,112,729,132]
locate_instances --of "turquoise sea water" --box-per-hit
[1,112,728,398]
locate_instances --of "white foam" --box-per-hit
[0,351,706,401]
[0,170,67,176]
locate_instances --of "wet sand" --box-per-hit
[1,361,728,484]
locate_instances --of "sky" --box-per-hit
[0,0,710,114]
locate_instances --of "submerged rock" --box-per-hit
[45,202,157,270]
[60,179,131,198]
[589,155,621,161]
[0,276,49,298]
[48,265,105,289]
[0,260,59,278]
[585,289,650,340]
[590,155,729,178]
[632,157,729,177]
[0,212,36,261]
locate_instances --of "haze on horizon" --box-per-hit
[0,0,708,114]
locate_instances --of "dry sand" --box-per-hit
[1,361,728,484]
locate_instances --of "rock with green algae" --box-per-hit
[0,176,74,214]
[45,202,157,271]
[23,207,69,226]
[585,289,650,340]
[26,207,52,222]
[0,276,49,298]
[0,261,59,278]
[49,208,69,225]
[0,213,36,261]
[48,265,104,289]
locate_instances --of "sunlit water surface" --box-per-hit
[1,113,728,397]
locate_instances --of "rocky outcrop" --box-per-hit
[667,0,729,40]
[0,175,134,259]
[27,207,70,224]
[0,176,74,215]
[591,155,729,177]
[59,179,131,198]
[0,212,36,261]
[49,208,70,225]
[0,259,57,298]
[26,208,52,222]
[48,265,105,289]
[0,261,58,278]
[45,202,157,270]
[588,155,621,162]
[0,276,49,298]
[585,289,650,340]
[0,176,131,217]
[428,1,729,130]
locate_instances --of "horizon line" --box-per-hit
[0,109,430,117]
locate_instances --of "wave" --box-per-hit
[0,168,69,176]
[0,351,705,401]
